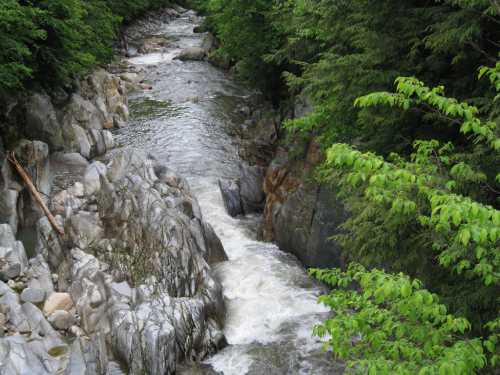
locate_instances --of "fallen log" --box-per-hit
[7,151,65,236]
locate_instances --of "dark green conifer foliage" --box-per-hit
[202,0,500,371]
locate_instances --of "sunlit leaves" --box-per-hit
[326,142,500,286]
[310,265,487,374]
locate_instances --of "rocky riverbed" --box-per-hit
[0,5,345,375]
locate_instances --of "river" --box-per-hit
[113,9,342,375]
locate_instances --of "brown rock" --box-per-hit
[43,292,74,316]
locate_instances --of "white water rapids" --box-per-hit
[114,9,343,375]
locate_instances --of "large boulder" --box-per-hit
[239,164,266,214]
[24,92,65,151]
[218,180,243,217]
[218,163,266,217]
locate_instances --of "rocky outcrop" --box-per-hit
[0,67,128,236]
[0,139,51,235]
[3,69,127,160]
[31,150,227,374]
[0,224,73,375]
[262,143,347,269]
[218,163,267,217]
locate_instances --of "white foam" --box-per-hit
[127,50,180,65]
[194,184,329,371]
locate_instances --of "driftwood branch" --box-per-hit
[7,151,65,236]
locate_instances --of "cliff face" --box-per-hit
[262,142,347,269]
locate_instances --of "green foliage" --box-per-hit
[0,0,46,90]
[201,0,500,371]
[311,264,487,374]
[205,0,284,93]
[325,141,499,286]
[0,0,172,94]
[318,76,500,370]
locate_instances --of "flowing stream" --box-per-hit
[114,10,343,375]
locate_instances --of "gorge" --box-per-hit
[0,6,343,375]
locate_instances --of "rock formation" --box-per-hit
[0,150,227,374]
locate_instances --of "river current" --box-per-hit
[114,10,342,375]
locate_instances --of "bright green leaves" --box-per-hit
[310,265,487,374]
[325,142,500,286]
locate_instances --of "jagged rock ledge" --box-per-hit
[0,150,228,374]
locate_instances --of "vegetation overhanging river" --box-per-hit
[112,10,343,375]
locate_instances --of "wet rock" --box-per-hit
[202,222,228,265]
[138,36,171,54]
[174,47,206,61]
[218,180,243,217]
[120,72,144,84]
[20,287,45,304]
[239,164,266,214]
[201,33,217,54]
[43,292,74,316]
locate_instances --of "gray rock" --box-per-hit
[103,130,115,151]
[239,164,266,214]
[12,140,52,227]
[265,158,347,268]
[24,92,63,150]
[0,224,16,248]
[218,179,243,217]
[0,226,28,281]
[68,94,103,130]
[20,287,46,304]
[202,221,228,265]
[174,47,206,61]
[48,310,75,330]
[68,211,104,249]
[51,152,90,168]
[27,255,54,294]
[73,125,92,159]
[83,161,107,196]
[35,216,64,270]
[0,189,18,234]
